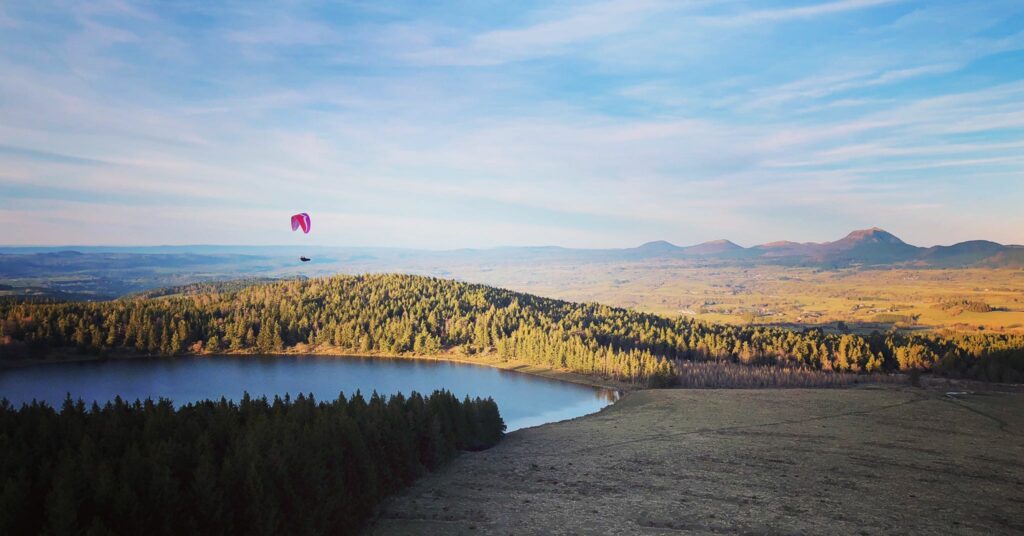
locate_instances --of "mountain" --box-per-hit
[817,228,1020,266]
[754,240,817,258]
[629,239,747,258]
[799,228,921,265]
[976,246,1024,268]
[633,240,683,255]
[621,228,1022,267]
[3,229,1022,300]
[682,239,746,257]
[823,227,907,251]
[918,240,1009,267]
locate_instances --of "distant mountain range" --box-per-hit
[627,227,1024,268]
[2,227,1022,300]
[2,228,1023,279]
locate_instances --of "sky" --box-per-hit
[1,0,1023,249]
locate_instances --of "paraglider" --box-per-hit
[291,213,311,234]
[291,213,311,262]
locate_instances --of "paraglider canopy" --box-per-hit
[291,213,311,234]
[291,213,312,263]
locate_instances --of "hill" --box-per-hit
[682,239,747,257]
[613,228,1022,267]
[636,227,1024,267]
[757,228,890,264]
[2,274,1023,383]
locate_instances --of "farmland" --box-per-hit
[456,263,1024,334]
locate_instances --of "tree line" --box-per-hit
[0,390,504,535]
[2,273,1022,383]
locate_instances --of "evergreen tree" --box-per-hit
[2,274,1022,383]
[0,391,503,535]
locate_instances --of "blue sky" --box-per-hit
[1,0,1023,248]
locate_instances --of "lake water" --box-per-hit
[0,356,618,431]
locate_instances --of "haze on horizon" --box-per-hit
[2,0,1023,249]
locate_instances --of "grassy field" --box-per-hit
[369,386,1024,535]
[452,263,1024,334]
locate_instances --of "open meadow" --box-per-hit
[370,386,1024,535]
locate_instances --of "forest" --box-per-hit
[2,273,1023,383]
[0,390,504,535]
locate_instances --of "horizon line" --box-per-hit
[1,228,1020,252]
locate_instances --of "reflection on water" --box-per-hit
[0,356,617,432]
[597,388,621,404]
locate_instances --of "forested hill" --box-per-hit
[2,274,1023,383]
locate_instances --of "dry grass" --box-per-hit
[370,388,1024,535]
[447,262,1024,334]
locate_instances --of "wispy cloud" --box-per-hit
[700,0,903,25]
[403,0,677,66]
[735,64,957,110]
[228,17,343,47]
[1,0,1023,247]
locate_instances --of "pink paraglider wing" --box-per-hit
[290,213,311,234]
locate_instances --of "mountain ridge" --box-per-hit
[628,227,1024,267]
[3,228,1022,270]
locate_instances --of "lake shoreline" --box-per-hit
[9,349,1024,394]
[0,347,633,393]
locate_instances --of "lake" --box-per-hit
[0,356,618,431]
